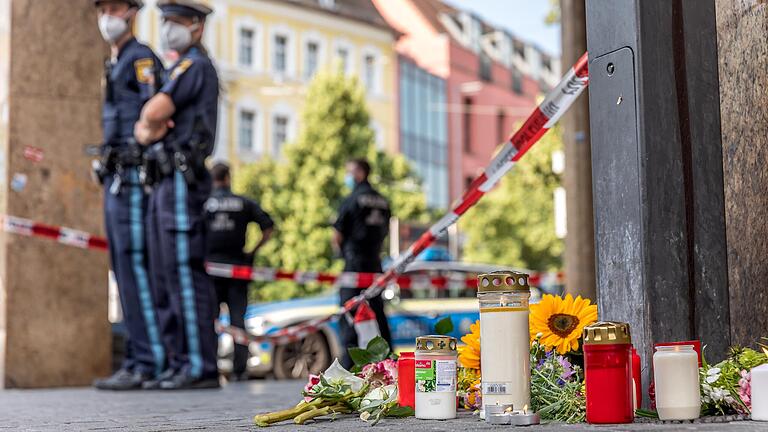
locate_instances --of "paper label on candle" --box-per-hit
[416,359,456,393]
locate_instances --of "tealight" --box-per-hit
[509,406,541,426]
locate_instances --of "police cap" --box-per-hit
[93,0,144,9]
[157,0,213,18]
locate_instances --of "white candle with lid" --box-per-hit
[653,345,701,420]
[751,363,768,421]
[477,271,531,419]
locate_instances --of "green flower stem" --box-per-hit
[254,399,328,427]
[294,404,351,425]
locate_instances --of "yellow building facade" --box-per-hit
[136,0,397,164]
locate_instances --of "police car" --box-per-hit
[217,258,563,379]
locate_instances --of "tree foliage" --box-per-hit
[234,71,428,301]
[460,127,564,271]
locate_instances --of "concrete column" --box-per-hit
[715,0,768,348]
[560,0,596,300]
[0,0,110,388]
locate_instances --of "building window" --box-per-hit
[363,54,376,91]
[273,34,288,74]
[272,115,289,156]
[479,52,492,82]
[239,28,254,67]
[305,41,319,79]
[511,68,523,94]
[463,97,473,153]
[514,42,526,60]
[542,57,552,72]
[239,110,257,153]
[497,109,506,144]
[337,47,349,74]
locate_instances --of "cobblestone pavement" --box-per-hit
[2,380,768,431]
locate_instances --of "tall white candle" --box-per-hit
[751,364,768,421]
[653,345,701,421]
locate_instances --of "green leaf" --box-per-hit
[348,347,374,367]
[366,336,391,362]
[434,316,454,335]
[386,405,415,418]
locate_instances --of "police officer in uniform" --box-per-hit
[134,0,219,390]
[205,163,274,380]
[333,159,393,368]
[92,0,166,391]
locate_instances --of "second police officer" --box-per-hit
[134,0,219,390]
[92,0,166,391]
[205,162,274,381]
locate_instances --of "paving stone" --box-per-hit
[2,381,768,431]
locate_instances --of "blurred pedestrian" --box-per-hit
[91,0,166,391]
[205,162,274,381]
[134,0,219,390]
[333,159,393,368]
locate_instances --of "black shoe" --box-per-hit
[141,368,176,390]
[159,371,220,390]
[229,372,250,382]
[93,369,151,391]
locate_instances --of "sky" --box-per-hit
[449,0,561,56]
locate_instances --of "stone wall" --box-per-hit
[0,0,109,388]
[715,0,768,348]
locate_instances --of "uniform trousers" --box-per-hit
[104,167,165,376]
[147,169,218,379]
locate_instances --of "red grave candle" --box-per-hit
[583,322,634,424]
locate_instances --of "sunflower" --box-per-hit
[458,320,481,370]
[530,294,598,355]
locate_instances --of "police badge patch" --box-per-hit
[170,59,194,80]
[134,58,155,84]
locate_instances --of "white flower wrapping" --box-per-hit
[323,359,366,393]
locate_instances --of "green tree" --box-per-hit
[460,127,564,271]
[234,71,428,301]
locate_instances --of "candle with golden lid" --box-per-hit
[477,270,531,419]
[583,321,634,424]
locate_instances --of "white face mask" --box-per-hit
[98,13,129,43]
[161,21,198,52]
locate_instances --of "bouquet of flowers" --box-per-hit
[699,344,768,416]
[254,337,413,427]
[456,293,598,423]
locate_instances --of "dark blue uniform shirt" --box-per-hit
[333,181,391,272]
[160,45,219,155]
[205,187,274,264]
[102,38,163,145]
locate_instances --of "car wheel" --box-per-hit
[273,332,331,380]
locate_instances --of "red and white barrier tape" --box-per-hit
[205,262,562,289]
[0,215,562,288]
[1,52,589,345]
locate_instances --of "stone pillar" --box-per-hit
[715,0,768,348]
[0,0,110,388]
[561,0,596,300]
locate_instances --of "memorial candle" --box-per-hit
[751,363,768,421]
[653,345,700,421]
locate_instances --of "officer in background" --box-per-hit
[205,162,274,381]
[91,0,166,391]
[333,159,393,368]
[134,0,219,390]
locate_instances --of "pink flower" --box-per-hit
[303,374,321,402]
[359,359,398,388]
[738,370,751,410]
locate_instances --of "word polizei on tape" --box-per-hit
[1,52,589,347]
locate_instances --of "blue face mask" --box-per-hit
[344,173,356,190]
